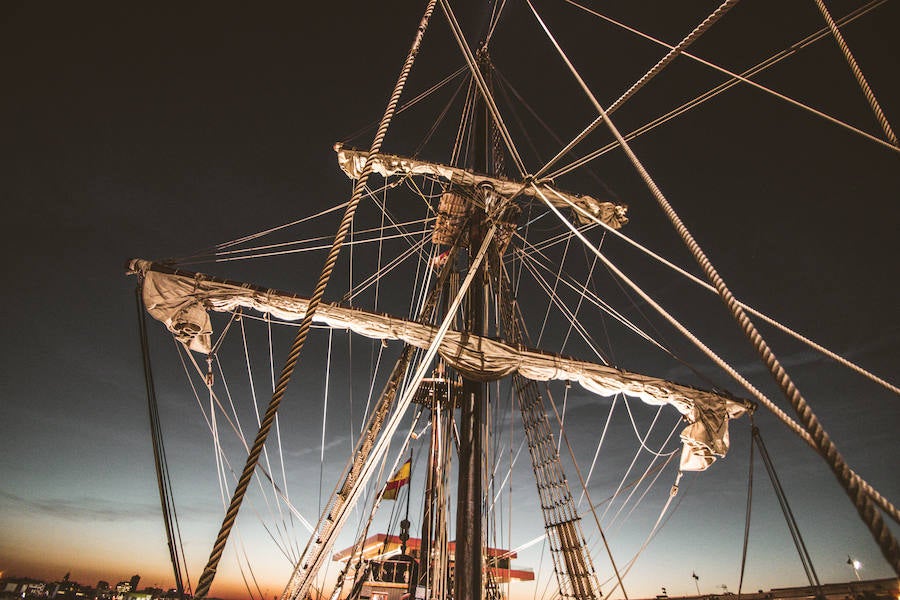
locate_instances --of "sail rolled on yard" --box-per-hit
[130,259,750,471]
[334,144,629,229]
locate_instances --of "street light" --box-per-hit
[847,555,862,581]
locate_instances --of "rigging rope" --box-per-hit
[213,202,350,253]
[340,66,468,146]
[218,355,295,562]
[600,404,665,523]
[497,260,620,600]
[483,0,507,48]
[608,420,682,536]
[440,0,528,177]
[238,319,296,558]
[415,74,470,156]
[812,0,897,146]
[754,426,822,590]
[737,422,753,599]
[559,193,900,397]
[534,0,741,182]
[561,0,900,155]
[494,72,552,169]
[136,286,188,598]
[579,396,618,508]
[518,240,714,387]
[527,3,900,572]
[519,252,609,364]
[178,345,314,551]
[559,249,602,355]
[536,230,574,348]
[282,218,499,600]
[193,3,439,593]
[541,140,900,530]
[213,215,433,260]
[601,465,682,595]
[212,227,433,263]
[549,0,888,181]
[318,329,333,519]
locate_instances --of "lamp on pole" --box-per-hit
[846,555,862,581]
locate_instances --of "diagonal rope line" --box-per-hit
[535,0,741,181]
[283,220,501,600]
[548,0,888,180]
[212,215,433,260]
[561,0,900,155]
[812,0,897,146]
[536,181,900,530]
[518,241,666,356]
[546,185,900,397]
[527,0,900,572]
[340,65,468,146]
[175,345,305,562]
[192,2,439,595]
[439,0,528,177]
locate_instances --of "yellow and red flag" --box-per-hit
[382,459,411,500]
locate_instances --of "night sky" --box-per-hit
[1,2,898,599]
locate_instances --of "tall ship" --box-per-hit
[128,2,899,599]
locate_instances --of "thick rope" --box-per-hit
[527,2,900,574]
[548,0,887,180]
[565,201,900,396]
[537,187,900,530]
[612,129,900,573]
[813,0,897,146]
[535,0,741,180]
[562,0,900,155]
[282,222,500,600]
[537,188,900,528]
[192,1,438,595]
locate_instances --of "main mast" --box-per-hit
[454,48,490,600]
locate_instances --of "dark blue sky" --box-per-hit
[1,2,898,598]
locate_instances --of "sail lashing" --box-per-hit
[130,259,751,473]
[334,144,629,229]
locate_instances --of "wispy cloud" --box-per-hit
[0,489,159,522]
[664,349,825,382]
[664,328,900,384]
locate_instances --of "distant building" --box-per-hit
[1,577,45,597]
[52,578,80,599]
[115,580,132,594]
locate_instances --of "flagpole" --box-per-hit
[405,449,413,526]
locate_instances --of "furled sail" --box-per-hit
[334,144,629,229]
[130,259,751,471]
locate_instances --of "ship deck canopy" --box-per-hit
[332,534,535,583]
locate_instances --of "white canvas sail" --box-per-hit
[334,144,629,228]
[132,259,750,471]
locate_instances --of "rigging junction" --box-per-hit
[129,1,899,600]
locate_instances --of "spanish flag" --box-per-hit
[382,459,411,500]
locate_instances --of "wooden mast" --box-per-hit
[454,47,490,600]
